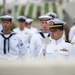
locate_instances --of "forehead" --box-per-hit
[18,21,25,23]
[40,21,47,23]
[49,28,60,32]
[1,20,11,23]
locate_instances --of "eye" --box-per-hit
[42,22,44,24]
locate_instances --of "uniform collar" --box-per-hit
[51,37,65,45]
[1,30,15,35]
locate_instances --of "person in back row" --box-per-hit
[46,12,57,19]
[13,16,34,58]
[25,18,38,34]
[69,17,75,42]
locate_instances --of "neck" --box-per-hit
[19,27,24,31]
[55,36,63,41]
[29,27,31,29]
[42,28,49,33]
[2,29,11,34]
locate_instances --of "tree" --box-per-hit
[3,0,6,15]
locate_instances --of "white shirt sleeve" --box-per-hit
[18,38,27,57]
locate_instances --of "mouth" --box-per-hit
[3,27,8,29]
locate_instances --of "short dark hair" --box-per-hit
[1,18,12,22]
[18,18,25,22]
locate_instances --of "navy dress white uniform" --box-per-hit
[69,25,75,41]
[14,16,34,58]
[0,15,27,60]
[38,19,75,59]
[30,15,52,58]
[26,18,38,34]
[71,35,75,49]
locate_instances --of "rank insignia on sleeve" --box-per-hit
[20,43,23,46]
[70,42,74,45]
[60,48,68,52]
[20,40,23,46]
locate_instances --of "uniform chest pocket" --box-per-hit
[46,49,52,54]
[24,35,30,41]
[11,39,19,47]
[60,51,69,56]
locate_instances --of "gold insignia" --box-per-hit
[60,48,68,52]
[70,42,74,45]
[49,21,54,26]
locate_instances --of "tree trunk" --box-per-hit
[3,0,6,15]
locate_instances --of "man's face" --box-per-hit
[49,28,63,40]
[18,21,25,28]
[1,21,11,30]
[40,21,49,29]
[26,24,31,29]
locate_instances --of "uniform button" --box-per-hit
[54,57,56,59]
[55,50,57,52]
[55,43,58,45]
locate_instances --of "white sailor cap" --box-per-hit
[26,18,33,24]
[47,19,66,28]
[46,12,57,18]
[0,15,13,22]
[17,16,26,22]
[38,15,52,21]
[53,18,66,25]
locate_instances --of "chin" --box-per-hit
[51,36,55,40]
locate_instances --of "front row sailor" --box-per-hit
[30,15,52,58]
[0,15,27,60]
[38,19,75,59]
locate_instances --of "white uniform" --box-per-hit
[71,35,75,48]
[30,27,38,34]
[0,24,2,32]
[26,18,38,34]
[69,25,75,41]
[30,31,50,58]
[0,32,27,60]
[38,37,75,59]
[13,27,34,58]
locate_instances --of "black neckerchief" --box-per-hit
[0,30,16,54]
[39,32,50,38]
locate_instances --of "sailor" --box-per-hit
[0,15,27,60]
[25,18,38,34]
[30,15,52,58]
[46,12,66,40]
[69,17,75,42]
[46,12,57,19]
[13,16,34,58]
[38,19,75,59]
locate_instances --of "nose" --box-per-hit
[4,23,7,26]
[50,31,54,35]
[43,23,46,26]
